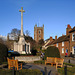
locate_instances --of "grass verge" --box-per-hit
[58,63,75,75]
[34,60,45,64]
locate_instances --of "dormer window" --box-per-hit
[62,42,64,46]
[56,43,58,47]
[72,33,75,41]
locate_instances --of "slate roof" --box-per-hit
[44,35,70,47]
[53,35,70,44]
[69,26,75,33]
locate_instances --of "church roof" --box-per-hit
[69,26,75,33]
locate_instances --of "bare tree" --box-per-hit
[8,28,21,40]
[11,28,21,36]
[25,30,30,36]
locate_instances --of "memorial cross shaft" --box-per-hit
[19,7,25,36]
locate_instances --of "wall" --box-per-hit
[54,41,69,56]
[70,32,75,54]
[15,56,41,63]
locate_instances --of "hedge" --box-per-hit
[58,67,75,75]
[0,69,43,75]
[0,43,8,64]
[44,46,60,59]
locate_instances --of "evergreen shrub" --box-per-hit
[44,46,60,59]
[31,48,37,56]
[0,43,8,64]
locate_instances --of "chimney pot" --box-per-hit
[50,36,53,41]
[55,36,57,40]
[67,24,71,28]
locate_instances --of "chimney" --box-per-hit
[50,36,53,42]
[7,34,9,41]
[55,35,57,40]
[66,24,72,35]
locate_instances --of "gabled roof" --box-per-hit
[53,35,69,44]
[69,26,75,33]
[45,40,55,46]
[44,38,50,43]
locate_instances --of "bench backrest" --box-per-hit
[55,58,64,64]
[47,57,56,63]
[9,59,18,67]
[7,58,18,68]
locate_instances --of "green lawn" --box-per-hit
[34,60,45,64]
[58,63,75,75]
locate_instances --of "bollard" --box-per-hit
[12,67,15,75]
[68,59,70,63]
[44,67,47,75]
[64,66,67,75]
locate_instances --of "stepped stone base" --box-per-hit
[15,56,41,63]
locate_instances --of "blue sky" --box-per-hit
[0,0,75,40]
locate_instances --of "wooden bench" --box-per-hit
[45,57,64,69]
[55,58,64,69]
[7,58,22,70]
[45,57,56,66]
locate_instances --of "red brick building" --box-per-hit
[42,24,75,56]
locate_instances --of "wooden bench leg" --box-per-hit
[9,65,10,69]
[17,65,19,70]
[21,63,22,70]
[45,62,46,65]
[51,63,53,66]
[56,64,57,69]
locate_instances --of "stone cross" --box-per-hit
[19,7,25,36]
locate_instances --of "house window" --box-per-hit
[62,48,64,53]
[25,44,26,52]
[72,33,75,41]
[27,45,29,53]
[72,46,75,54]
[62,42,64,46]
[56,43,58,47]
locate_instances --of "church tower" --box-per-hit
[34,24,44,42]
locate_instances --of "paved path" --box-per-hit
[23,63,57,75]
[61,57,75,64]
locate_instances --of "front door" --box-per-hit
[66,49,68,53]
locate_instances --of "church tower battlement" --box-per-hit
[34,24,44,42]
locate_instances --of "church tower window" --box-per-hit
[38,30,41,34]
